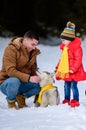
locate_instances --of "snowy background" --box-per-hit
[0,37,86,130]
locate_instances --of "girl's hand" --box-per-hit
[69,70,74,73]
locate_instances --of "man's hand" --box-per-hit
[29,76,41,83]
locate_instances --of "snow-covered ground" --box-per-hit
[0,37,86,130]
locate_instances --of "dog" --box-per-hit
[34,70,60,107]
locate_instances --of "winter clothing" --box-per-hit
[62,99,70,104]
[69,99,80,107]
[62,99,80,107]
[55,21,86,107]
[56,46,69,78]
[56,37,84,106]
[61,21,75,41]
[7,100,18,109]
[0,37,40,83]
[16,94,28,108]
[56,37,86,81]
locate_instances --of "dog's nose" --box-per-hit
[36,67,41,73]
[53,78,55,83]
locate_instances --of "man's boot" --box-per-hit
[16,94,28,108]
[8,100,18,109]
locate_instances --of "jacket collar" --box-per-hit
[9,37,40,55]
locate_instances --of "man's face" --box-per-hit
[23,38,38,51]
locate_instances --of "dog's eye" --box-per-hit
[43,71,50,74]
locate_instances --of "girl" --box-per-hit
[55,21,86,107]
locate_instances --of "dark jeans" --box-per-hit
[0,77,40,101]
[64,80,79,101]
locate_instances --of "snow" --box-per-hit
[0,37,86,130]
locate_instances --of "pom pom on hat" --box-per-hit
[61,21,76,41]
[66,21,75,29]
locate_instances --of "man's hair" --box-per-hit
[23,30,39,41]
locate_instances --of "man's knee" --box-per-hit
[6,78,21,93]
[7,77,20,85]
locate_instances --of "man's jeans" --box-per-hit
[0,77,40,101]
[64,80,79,101]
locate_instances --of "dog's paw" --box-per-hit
[34,102,40,107]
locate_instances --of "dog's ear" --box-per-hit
[50,72,55,77]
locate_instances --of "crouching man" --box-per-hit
[0,30,41,109]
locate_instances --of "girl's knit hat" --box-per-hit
[60,21,75,41]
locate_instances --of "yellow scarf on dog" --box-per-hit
[56,46,69,78]
[37,84,54,104]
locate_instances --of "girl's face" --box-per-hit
[61,39,71,46]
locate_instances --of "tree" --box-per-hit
[0,0,86,38]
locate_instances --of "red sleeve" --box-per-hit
[70,47,82,72]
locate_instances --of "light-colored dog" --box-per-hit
[34,70,60,107]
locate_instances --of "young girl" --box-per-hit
[55,21,86,107]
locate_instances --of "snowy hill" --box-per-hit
[0,37,86,130]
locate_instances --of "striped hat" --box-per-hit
[61,21,75,41]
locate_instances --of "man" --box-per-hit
[0,30,41,109]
